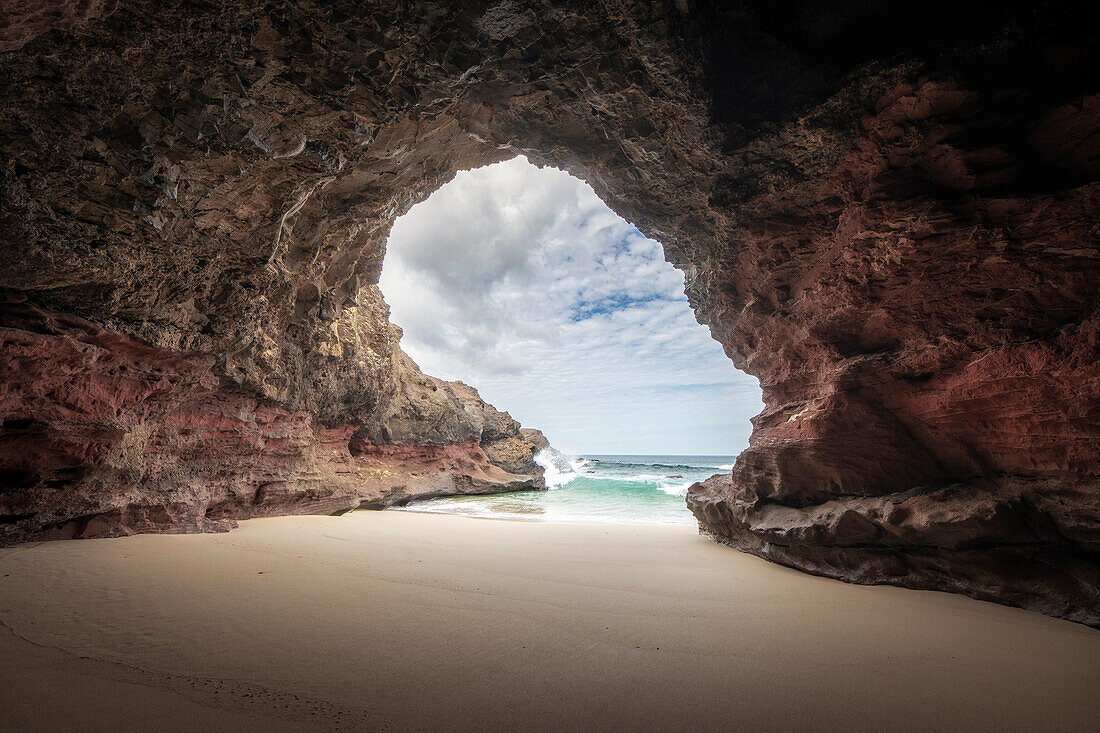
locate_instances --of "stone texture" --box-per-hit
[0,296,543,543]
[484,428,551,477]
[0,0,116,51]
[0,1,1097,624]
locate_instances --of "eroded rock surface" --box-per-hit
[0,1,1096,623]
[0,0,117,52]
[0,296,543,542]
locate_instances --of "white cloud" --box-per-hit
[379,157,763,455]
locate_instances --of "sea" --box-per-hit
[396,452,735,525]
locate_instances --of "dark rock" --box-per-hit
[0,0,117,51]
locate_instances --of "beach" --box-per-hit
[405,454,735,525]
[1,511,1097,732]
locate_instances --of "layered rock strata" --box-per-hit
[0,1,1096,623]
[0,296,543,543]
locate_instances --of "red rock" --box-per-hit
[686,72,1100,626]
[0,300,543,543]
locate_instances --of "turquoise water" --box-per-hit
[397,454,734,525]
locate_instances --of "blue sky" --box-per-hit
[379,157,762,455]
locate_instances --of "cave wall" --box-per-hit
[0,1,1097,623]
[0,296,544,541]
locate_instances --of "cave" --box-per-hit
[1,0,1098,637]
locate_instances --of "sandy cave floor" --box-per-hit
[1,511,1097,732]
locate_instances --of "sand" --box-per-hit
[1,511,1097,732]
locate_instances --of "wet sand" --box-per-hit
[1,511,1097,732]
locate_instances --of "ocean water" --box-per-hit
[396,452,734,525]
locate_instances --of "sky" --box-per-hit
[379,156,763,455]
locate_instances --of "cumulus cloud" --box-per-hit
[379,157,763,454]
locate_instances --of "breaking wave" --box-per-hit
[400,452,734,525]
[534,448,590,488]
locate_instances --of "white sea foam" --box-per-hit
[656,482,693,496]
[399,453,725,526]
[534,448,588,488]
[599,473,669,482]
[716,464,733,471]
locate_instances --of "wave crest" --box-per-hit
[534,448,588,488]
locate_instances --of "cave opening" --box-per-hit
[377,156,763,523]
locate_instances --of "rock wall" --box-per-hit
[0,296,543,543]
[0,1,1096,623]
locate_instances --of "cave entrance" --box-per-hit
[378,156,763,524]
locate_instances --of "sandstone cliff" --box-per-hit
[0,295,545,542]
[0,1,1096,624]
